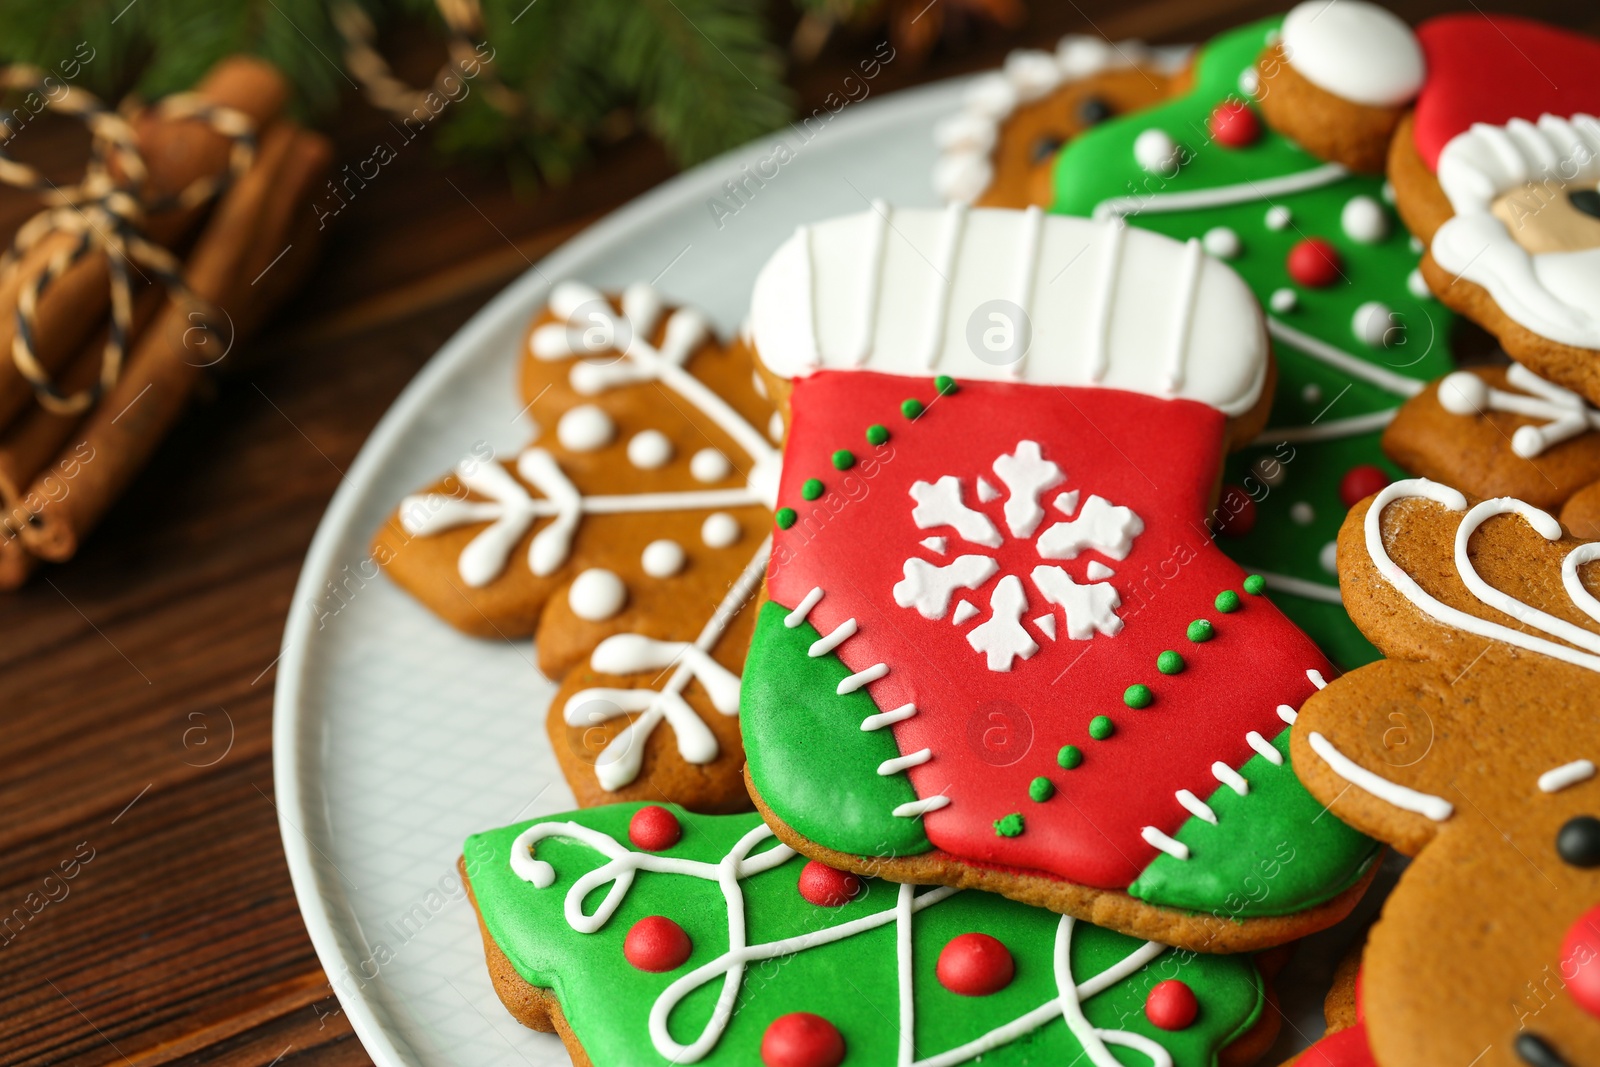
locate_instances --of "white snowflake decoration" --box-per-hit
[892,440,1144,671]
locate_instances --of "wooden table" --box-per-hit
[3,2,1593,1063]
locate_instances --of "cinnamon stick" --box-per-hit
[0,58,290,433]
[19,123,330,562]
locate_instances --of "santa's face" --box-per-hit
[1431,114,1600,352]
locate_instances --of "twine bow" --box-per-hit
[0,67,256,415]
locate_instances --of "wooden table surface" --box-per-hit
[2,1,1593,1064]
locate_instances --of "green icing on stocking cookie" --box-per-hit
[1128,725,1377,922]
[465,804,1267,1066]
[742,599,930,857]
[1048,16,1454,669]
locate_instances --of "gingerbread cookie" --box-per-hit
[1291,478,1600,1067]
[1381,363,1600,539]
[1047,11,1454,670]
[464,803,1281,1067]
[739,204,1378,955]
[1291,957,1370,1066]
[933,37,1182,209]
[374,281,779,809]
[1254,1,1425,174]
[1390,15,1600,407]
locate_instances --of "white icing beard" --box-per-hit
[1431,113,1600,351]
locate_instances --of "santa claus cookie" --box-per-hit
[373,282,779,810]
[1381,363,1600,539]
[933,36,1182,209]
[1291,478,1600,1067]
[463,803,1282,1067]
[1290,957,1370,1067]
[739,204,1378,954]
[1046,12,1454,670]
[1390,15,1600,407]
[1254,0,1425,174]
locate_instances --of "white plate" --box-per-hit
[273,74,1375,1067]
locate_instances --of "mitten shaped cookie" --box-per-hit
[1044,9,1453,669]
[933,36,1181,208]
[464,803,1281,1067]
[739,205,1378,954]
[374,282,780,809]
[1292,478,1600,1067]
[1390,15,1600,407]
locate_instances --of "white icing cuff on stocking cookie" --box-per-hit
[1280,0,1425,109]
[750,205,1269,417]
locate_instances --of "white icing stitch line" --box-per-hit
[1307,669,1328,690]
[862,703,918,731]
[1174,789,1217,825]
[809,617,859,657]
[1309,730,1453,821]
[1246,730,1284,766]
[837,662,889,695]
[893,794,951,818]
[1211,762,1248,796]
[1277,704,1298,725]
[1141,825,1189,861]
[1539,759,1596,794]
[879,749,933,776]
[785,586,824,628]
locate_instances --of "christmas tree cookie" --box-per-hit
[739,205,1377,953]
[464,803,1278,1066]
[374,281,780,810]
[1042,10,1456,669]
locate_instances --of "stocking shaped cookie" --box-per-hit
[740,205,1378,954]
[374,282,779,809]
[1043,9,1453,669]
[933,36,1180,208]
[1292,478,1600,1067]
[1390,15,1600,407]
[464,803,1279,1067]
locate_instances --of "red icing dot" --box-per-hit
[936,932,1015,996]
[1208,100,1261,148]
[1339,465,1390,508]
[1145,979,1199,1030]
[761,1012,846,1067]
[1563,903,1600,1018]
[1287,238,1344,288]
[623,915,691,972]
[1215,484,1257,538]
[798,860,862,907]
[629,805,681,851]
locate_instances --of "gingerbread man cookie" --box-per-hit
[933,36,1182,209]
[738,204,1378,954]
[1389,15,1600,408]
[1291,478,1600,1067]
[1045,10,1455,670]
[373,282,779,810]
[464,803,1282,1067]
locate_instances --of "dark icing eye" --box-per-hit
[1077,96,1114,126]
[1515,1032,1572,1067]
[1570,189,1600,220]
[1557,815,1600,867]
[1029,135,1065,164]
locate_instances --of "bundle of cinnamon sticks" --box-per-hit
[0,58,332,588]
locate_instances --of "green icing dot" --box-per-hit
[1216,589,1241,613]
[866,424,889,446]
[1157,650,1185,675]
[1187,619,1214,643]
[801,478,823,501]
[1123,684,1153,709]
[1028,777,1055,802]
[831,449,855,470]
[1057,744,1082,769]
[935,374,957,395]
[994,812,1025,837]
[1243,573,1266,595]
[1088,715,1115,740]
[901,398,924,419]
[775,507,797,530]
